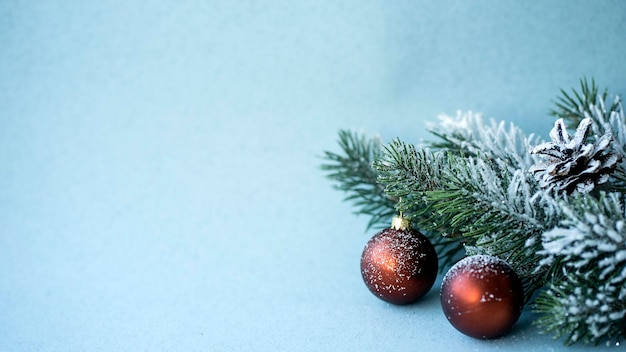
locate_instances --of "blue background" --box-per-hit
[1,1,625,350]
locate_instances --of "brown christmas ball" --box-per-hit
[440,255,524,339]
[360,216,438,305]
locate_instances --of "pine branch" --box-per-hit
[534,275,626,346]
[427,111,540,173]
[372,141,465,268]
[551,77,621,130]
[321,130,396,230]
[424,113,562,298]
[372,140,447,210]
[534,192,626,345]
[421,155,559,301]
[373,139,560,297]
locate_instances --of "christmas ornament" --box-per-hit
[529,117,621,194]
[360,215,438,305]
[440,255,524,339]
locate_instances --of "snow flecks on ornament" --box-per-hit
[442,255,506,285]
[360,226,438,305]
[440,255,524,339]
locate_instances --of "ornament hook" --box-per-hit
[392,197,410,230]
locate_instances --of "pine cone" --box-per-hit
[529,118,621,194]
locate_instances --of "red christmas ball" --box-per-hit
[440,255,524,339]
[360,216,438,305]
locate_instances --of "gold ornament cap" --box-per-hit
[391,214,411,230]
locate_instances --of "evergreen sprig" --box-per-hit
[374,138,558,301]
[428,111,540,174]
[372,143,465,269]
[321,130,396,230]
[321,79,626,345]
[551,78,621,130]
[534,193,626,345]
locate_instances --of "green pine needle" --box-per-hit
[321,130,396,230]
[551,77,621,129]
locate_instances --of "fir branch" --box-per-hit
[374,138,560,297]
[321,130,396,230]
[372,139,447,210]
[427,111,540,173]
[534,192,626,345]
[421,155,559,301]
[534,275,626,346]
[373,142,465,268]
[551,77,621,130]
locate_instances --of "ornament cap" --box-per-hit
[391,214,411,230]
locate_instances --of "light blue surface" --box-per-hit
[1,1,625,350]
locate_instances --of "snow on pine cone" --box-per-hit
[529,118,622,194]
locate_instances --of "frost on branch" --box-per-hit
[584,98,626,192]
[536,276,626,345]
[429,111,539,173]
[535,193,626,344]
